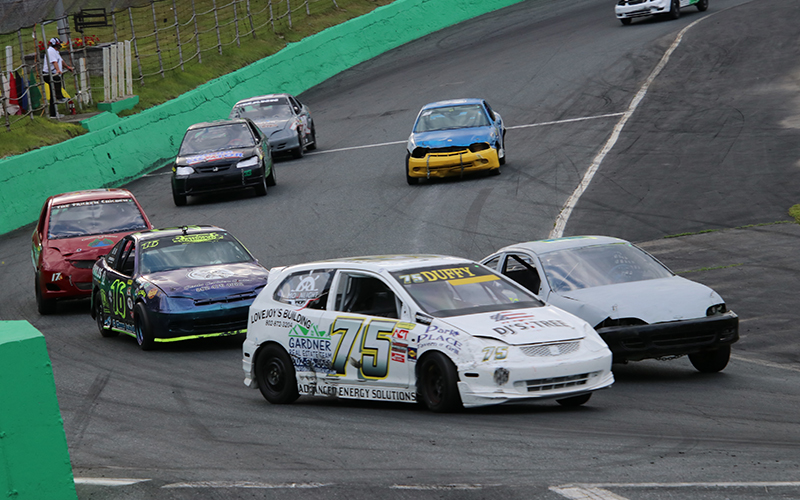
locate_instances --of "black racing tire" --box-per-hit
[254,168,268,196]
[95,290,117,337]
[696,0,708,11]
[255,344,299,404]
[417,352,462,413]
[620,18,632,25]
[689,345,730,373]
[489,167,501,176]
[668,0,680,19]
[35,274,57,315]
[291,132,304,159]
[405,153,418,185]
[172,188,187,207]
[134,302,156,351]
[265,162,277,187]
[306,125,317,151]
[556,393,592,407]
[498,131,506,165]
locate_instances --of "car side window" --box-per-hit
[105,239,126,268]
[288,96,301,114]
[334,272,400,319]
[502,254,541,295]
[274,269,334,310]
[114,239,136,276]
[482,255,501,271]
[484,101,496,121]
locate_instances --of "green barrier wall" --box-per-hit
[0,321,77,500]
[0,0,524,235]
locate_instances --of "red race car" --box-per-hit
[31,189,153,314]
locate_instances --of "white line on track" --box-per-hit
[549,17,707,239]
[391,484,490,490]
[305,139,406,155]
[162,481,331,489]
[550,486,629,500]
[74,478,150,486]
[551,482,800,500]
[731,354,800,373]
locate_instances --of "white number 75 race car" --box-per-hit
[242,255,614,412]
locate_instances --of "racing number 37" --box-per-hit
[331,317,395,379]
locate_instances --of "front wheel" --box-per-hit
[306,125,317,151]
[417,352,462,412]
[291,132,304,159]
[689,345,730,373]
[95,291,117,337]
[134,302,155,351]
[255,345,299,404]
[172,188,187,207]
[620,18,632,25]
[254,168,268,196]
[405,153,418,185]
[668,0,680,19]
[265,163,277,187]
[557,393,592,407]
[35,274,57,315]
[696,0,708,11]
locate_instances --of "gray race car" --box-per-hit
[229,93,316,159]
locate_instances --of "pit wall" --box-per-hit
[0,321,78,500]
[0,0,525,236]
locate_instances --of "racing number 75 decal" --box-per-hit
[331,317,396,379]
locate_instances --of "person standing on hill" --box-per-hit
[42,37,73,118]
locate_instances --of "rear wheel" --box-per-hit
[134,302,155,351]
[668,0,680,19]
[417,352,462,412]
[255,345,299,404]
[291,132,304,159]
[405,153,418,185]
[95,291,117,337]
[557,393,592,407]
[35,274,56,315]
[696,0,708,11]
[689,345,730,373]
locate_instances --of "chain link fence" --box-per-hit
[0,0,340,131]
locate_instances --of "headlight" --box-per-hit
[175,166,194,175]
[707,304,727,316]
[237,156,260,169]
[468,142,490,152]
[411,147,430,159]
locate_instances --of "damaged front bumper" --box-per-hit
[408,148,500,179]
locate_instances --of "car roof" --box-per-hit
[49,188,136,206]
[186,119,250,130]
[131,225,226,241]
[231,94,293,107]
[496,235,631,255]
[421,98,484,110]
[280,254,477,274]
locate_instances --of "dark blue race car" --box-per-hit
[90,225,270,350]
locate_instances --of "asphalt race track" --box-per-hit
[1,0,800,498]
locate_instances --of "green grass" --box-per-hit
[790,204,800,224]
[664,220,794,239]
[1,0,393,158]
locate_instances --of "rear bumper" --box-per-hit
[408,148,500,179]
[598,311,739,362]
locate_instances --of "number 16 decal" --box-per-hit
[331,317,396,379]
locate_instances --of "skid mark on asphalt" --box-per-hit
[551,481,800,499]
[70,371,111,449]
[551,486,628,500]
[549,15,713,239]
[731,354,800,373]
[162,481,331,488]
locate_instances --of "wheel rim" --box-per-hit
[266,359,285,391]
[135,318,144,345]
[424,363,444,405]
[95,299,104,331]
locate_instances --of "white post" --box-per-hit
[5,46,12,75]
[124,40,133,97]
[116,42,124,98]
[79,58,88,105]
[103,46,110,102]
[110,43,118,101]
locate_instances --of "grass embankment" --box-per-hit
[0,0,392,158]
[790,205,800,224]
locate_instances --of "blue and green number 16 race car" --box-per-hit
[91,225,270,350]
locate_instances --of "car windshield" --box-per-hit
[413,104,490,133]
[391,263,542,317]
[48,199,148,239]
[539,243,674,293]
[179,123,255,155]
[231,98,294,121]
[138,231,254,274]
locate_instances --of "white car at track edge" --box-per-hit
[242,255,614,412]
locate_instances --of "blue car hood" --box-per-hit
[411,126,495,149]
[144,262,269,300]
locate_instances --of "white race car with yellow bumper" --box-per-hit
[242,255,613,412]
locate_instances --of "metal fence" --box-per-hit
[0,0,340,131]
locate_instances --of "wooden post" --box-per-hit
[233,0,240,48]
[246,0,256,39]
[173,0,184,70]
[287,0,292,29]
[269,0,274,31]
[212,0,222,55]
[151,1,165,78]
[129,7,144,85]
[191,0,202,63]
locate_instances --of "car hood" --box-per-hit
[176,146,259,166]
[253,119,292,136]
[410,126,495,149]
[47,233,126,260]
[144,262,269,300]
[548,276,723,327]
[432,306,586,346]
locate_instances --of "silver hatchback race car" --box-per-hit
[229,93,316,158]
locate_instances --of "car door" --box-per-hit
[103,237,137,333]
[289,95,311,141]
[321,270,412,390]
[483,100,504,146]
[500,252,544,298]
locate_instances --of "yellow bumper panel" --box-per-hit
[408,148,500,179]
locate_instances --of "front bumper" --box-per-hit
[457,349,613,408]
[408,148,500,179]
[148,303,251,342]
[173,166,265,196]
[39,264,94,300]
[598,311,739,362]
[615,0,670,19]
[268,132,301,154]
